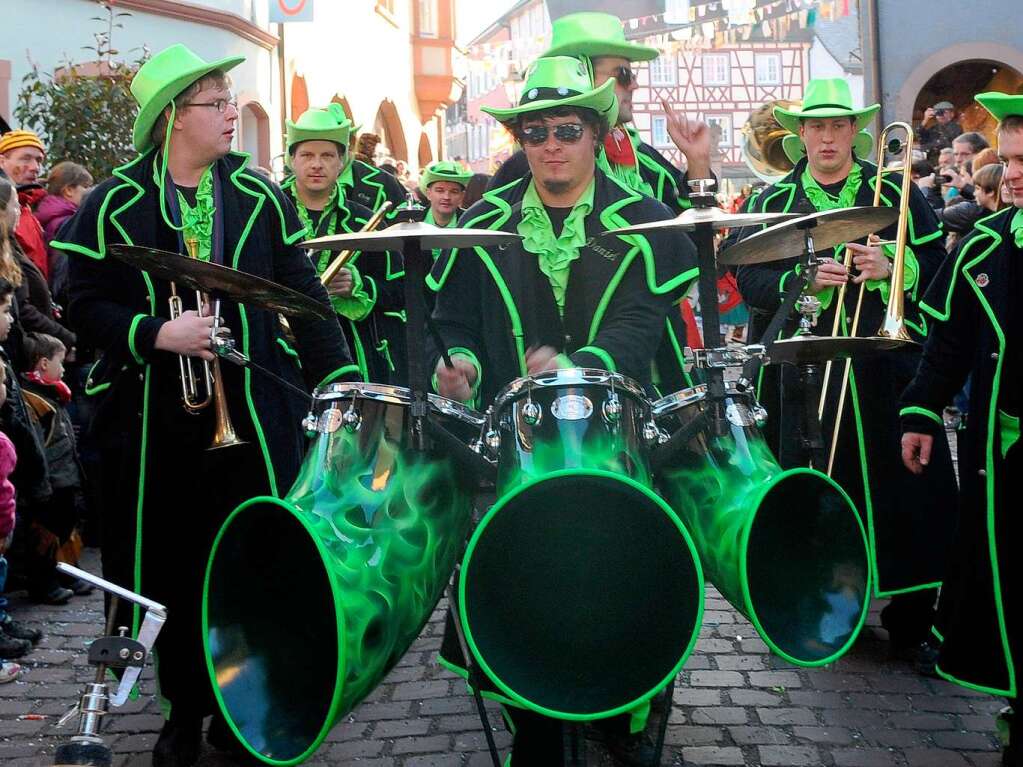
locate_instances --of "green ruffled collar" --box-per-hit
[1011,207,1023,248]
[801,162,863,212]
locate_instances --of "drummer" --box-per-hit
[727,77,957,665]
[419,159,472,230]
[53,45,356,767]
[284,104,407,384]
[486,12,714,391]
[429,55,697,763]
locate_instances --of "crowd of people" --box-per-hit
[0,9,1021,767]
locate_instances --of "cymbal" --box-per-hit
[764,335,917,366]
[108,244,333,320]
[303,221,522,252]
[601,207,797,237]
[717,206,899,266]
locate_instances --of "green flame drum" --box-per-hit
[652,384,871,667]
[459,369,705,720]
[203,384,482,764]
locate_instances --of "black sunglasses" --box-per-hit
[611,66,636,87]
[519,123,587,146]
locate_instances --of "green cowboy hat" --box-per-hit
[419,160,473,194]
[482,56,618,127]
[782,130,875,165]
[130,43,244,152]
[287,103,353,153]
[975,91,1023,122]
[774,78,880,136]
[543,12,659,62]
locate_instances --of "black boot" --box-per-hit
[152,714,203,767]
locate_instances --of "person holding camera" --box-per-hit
[918,100,964,164]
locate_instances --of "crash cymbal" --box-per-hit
[764,335,916,366]
[108,244,333,320]
[601,207,797,237]
[303,221,522,251]
[717,206,900,266]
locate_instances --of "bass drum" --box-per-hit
[459,369,704,720]
[652,384,871,666]
[203,383,483,764]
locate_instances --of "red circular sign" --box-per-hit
[278,0,308,15]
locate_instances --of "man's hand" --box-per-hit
[660,98,712,178]
[154,310,216,360]
[902,432,934,474]
[435,355,478,402]
[810,258,849,294]
[949,167,972,191]
[326,267,355,299]
[922,107,936,125]
[525,345,570,375]
[846,237,891,283]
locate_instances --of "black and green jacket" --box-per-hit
[342,159,409,213]
[427,167,699,407]
[900,205,1022,697]
[283,176,407,385]
[732,156,957,599]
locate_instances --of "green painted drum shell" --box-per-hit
[459,467,705,720]
[204,395,476,764]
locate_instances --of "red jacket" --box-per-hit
[16,187,49,282]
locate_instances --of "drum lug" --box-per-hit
[485,429,501,453]
[602,393,622,425]
[342,405,362,433]
[521,400,543,427]
[752,404,769,428]
[302,412,317,434]
[642,421,661,445]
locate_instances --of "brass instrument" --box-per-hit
[319,201,392,286]
[822,122,915,474]
[173,237,245,450]
[741,100,799,183]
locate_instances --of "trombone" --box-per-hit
[168,237,245,450]
[820,122,915,475]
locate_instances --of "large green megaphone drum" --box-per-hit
[652,384,871,666]
[203,383,484,764]
[457,369,704,720]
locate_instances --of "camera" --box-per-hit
[935,172,953,185]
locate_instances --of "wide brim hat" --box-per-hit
[782,131,875,165]
[131,43,244,152]
[419,160,473,194]
[975,91,1023,122]
[543,12,658,62]
[287,104,353,153]
[774,78,879,136]
[482,56,618,127]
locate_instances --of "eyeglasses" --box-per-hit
[519,123,586,146]
[183,98,237,114]
[611,66,636,88]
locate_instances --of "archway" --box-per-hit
[290,72,309,122]
[239,99,271,169]
[418,132,433,168]
[373,99,408,163]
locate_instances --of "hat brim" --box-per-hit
[419,170,473,194]
[774,103,880,136]
[543,39,659,62]
[132,54,245,152]
[286,123,351,153]
[482,77,618,127]
[975,92,1023,122]
[782,131,875,165]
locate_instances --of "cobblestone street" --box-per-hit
[0,541,1006,767]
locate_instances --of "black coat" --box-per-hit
[428,168,698,407]
[0,352,50,506]
[901,205,1021,696]
[730,157,958,597]
[13,239,75,349]
[344,160,409,213]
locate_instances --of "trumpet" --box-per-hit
[171,238,245,450]
[319,201,392,287]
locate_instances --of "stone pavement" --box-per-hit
[0,545,1006,767]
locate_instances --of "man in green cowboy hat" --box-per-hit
[489,12,714,393]
[418,159,473,229]
[902,91,1023,765]
[53,44,356,767]
[728,77,956,665]
[430,55,698,765]
[284,104,407,385]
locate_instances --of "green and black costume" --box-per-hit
[56,149,356,715]
[342,158,409,214]
[900,205,1023,698]
[731,155,958,617]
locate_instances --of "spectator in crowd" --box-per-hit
[0,131,49,283]
[917,100,963,163]
[461,173,491,209]
[35,162,92,307]
[945,131,991,203]
[971,147,1000,173]
[940,162,1008,236]
[911,160,945,211]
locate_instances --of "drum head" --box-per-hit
[460,469,703,719]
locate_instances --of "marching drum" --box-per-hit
[203,383,484,764]
[652,384,871,666]
[458,369,704,720]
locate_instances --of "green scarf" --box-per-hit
[152,158,215,261]
[801,162,863,212]
[1012,207,1023,248]
[290,182,339,272]
[517,178,595,315]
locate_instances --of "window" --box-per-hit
[755,54,781,86]
[705,115,733,147]
[649,53,676,87]
[651,116,672,148]
[418,0,437,37]
[702,53,730,86]
[664,0,692,24]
